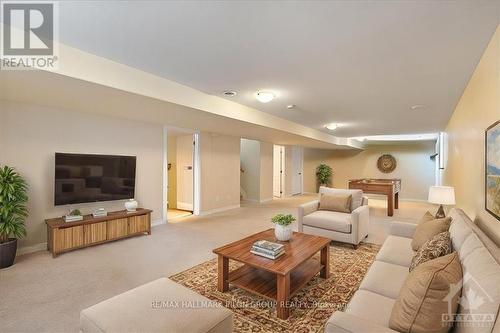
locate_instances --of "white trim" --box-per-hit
[177,201,194,211]
[260,197,273,203]
[193,133,201,216]
[162,126,169,223]
[17,242,47,256]
[151,218,166,227]
[364,194,428,203]
[199,204,240,216]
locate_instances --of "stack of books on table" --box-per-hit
[251,240,285,259]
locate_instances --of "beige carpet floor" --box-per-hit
[0,194,434,332]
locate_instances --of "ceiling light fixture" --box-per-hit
[325,123,339,131]
[286,104,296,109]
[222,90,237,97]
[255,91,275,103]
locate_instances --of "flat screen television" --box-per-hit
[54,153,136,206]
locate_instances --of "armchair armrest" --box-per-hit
[350,204,369,244]
[325,312,398,333]
[298,200,319,232]
[390,221,417,238]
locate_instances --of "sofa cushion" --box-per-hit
[409,231,451,272]
[359,261,409,299]
[302,210,352,233]
[346,289,396,327]
[80,278,233,333]
[319,187,363,211]
[449,213,473,252]
[319,193,352,213]
[454,247,500,333]
[411,215,452,251]
[389,252,462,333]
[376,235,414,267]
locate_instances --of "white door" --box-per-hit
[291,146,303,195]
[176,134,194,211]
[273,145,283,197]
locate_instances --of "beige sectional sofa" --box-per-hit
[325,208,500,333]
[80,278,233,333]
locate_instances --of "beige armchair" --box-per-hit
[298,187,369,247]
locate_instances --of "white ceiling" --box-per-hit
[55,1,498,138]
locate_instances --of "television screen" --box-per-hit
[54,153,136,206]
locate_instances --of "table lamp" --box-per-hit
[428,186,455,218]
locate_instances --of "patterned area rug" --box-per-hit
[170,242,380,333]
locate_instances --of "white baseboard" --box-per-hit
[17,242,47,256]
[177,202,194,211]
[151,218,166,227]
[364,194,427,203]
[200,204,240,216]
[260,197,273,203]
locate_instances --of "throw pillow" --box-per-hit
[319,193,352,213]
[389,252,462,333]
[411,213,452,251]
[409,231,451,272]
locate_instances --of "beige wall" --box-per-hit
[199,133,240,213]
[303,142,436,200]
[167,135,177,209]
[442,27,500,245]
[0,101,164,248]
[240,139,261,201]
[260,142,274,201]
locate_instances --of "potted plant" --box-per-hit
[316,163,333,188]
[271,214,296,241]
[0,166,28,269]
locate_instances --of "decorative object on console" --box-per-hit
[271,214,295,241]
[377,154,397,173]
[92,208,108,218]
[315,163,333,187]
[486,120,500,221]
[64,209,83,222]
[428,185,455,218]
[125,198,138,212]
[0,165,28,269]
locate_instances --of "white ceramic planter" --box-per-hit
[274,224,293,241]
[125,199,138,212]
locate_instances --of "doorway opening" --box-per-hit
[273,145,285,198]
[165,127,197,222]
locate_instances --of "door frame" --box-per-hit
[163,127,201,224]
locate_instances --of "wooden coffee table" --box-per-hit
[213,229,331,319]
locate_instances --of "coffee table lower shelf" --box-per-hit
[228,257,323,301]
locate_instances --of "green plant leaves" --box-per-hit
[271,213,296,226]
[316,163,333,185]
[0,165,28,243]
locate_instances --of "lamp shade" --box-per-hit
[428,186,455,205]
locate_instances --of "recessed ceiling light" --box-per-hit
[255,91,275,103]
[286,104,296,109]
[325,123,339,131]
[410,104,426,111]
[222,90,237,97]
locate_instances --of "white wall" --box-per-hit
[259,142,273,202]
[199,133,241,213]
[303,142,436,200]
[0,101,164,247]
[240,139,261,201]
